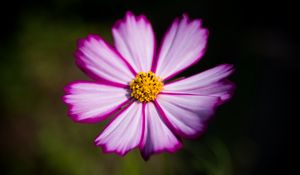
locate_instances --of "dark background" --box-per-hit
[1,0,298,175]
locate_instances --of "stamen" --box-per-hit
[130,71,164,102]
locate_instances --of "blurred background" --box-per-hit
[0,0,298,175]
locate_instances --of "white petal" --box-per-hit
[154,15,208,80]
[141,102,181,160]
[112,11,155,72]
[76,34,135,86]
[155,94,220,138]
[63,81,129,123]
[94,101,144,156]
[163,64,235,102]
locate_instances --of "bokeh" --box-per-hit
[1,0,297,175]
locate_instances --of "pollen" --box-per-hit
[130,71,164,103]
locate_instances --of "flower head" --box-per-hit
[63,11,235,160]
[130,71,164,102]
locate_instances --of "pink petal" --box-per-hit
[153,14,208,80]
[112,11,155,73]
[75,34,135,87]
[140,102,182,160]
[163,64,235,102]
[63,81,129,123]
[94,101,144,156]
[155,94,220,138]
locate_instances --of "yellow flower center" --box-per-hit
[130,71,164,103]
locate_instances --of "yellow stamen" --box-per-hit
[130,71,164,102]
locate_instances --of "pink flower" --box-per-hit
[63,11,235,160]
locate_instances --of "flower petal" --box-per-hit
[94,101,144,156]
[140,102,182,160]
[155,94,220,138]
[163,64,235,103]
[63,81,129,123]
[153,14,208,80]
[112,11,155,72]
[75,34,135,86]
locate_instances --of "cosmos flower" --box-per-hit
[63,11,235,160]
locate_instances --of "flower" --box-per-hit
[63,11,235,160]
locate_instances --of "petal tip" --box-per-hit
[140,141,183,161]
[95,140,136,157]
[221,64,235,75]
[125,10,135,18]
[112,11,135,30]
